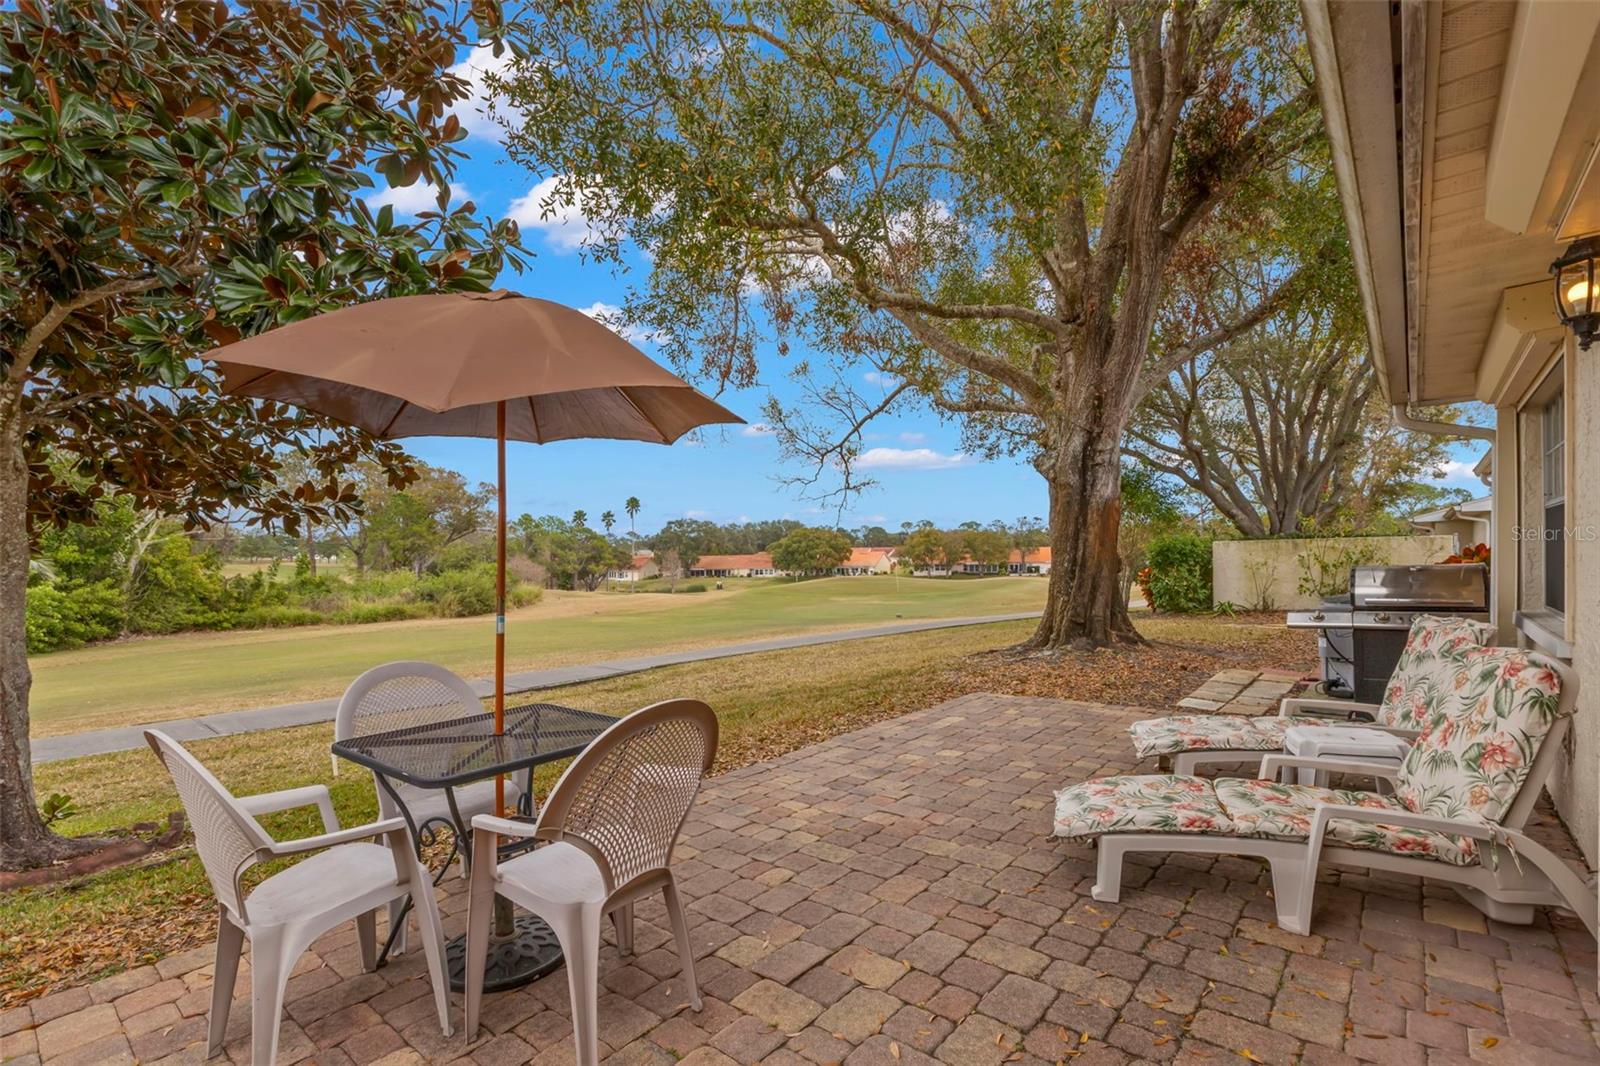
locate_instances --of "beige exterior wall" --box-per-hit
[1413,517,1488,547]
[1211,536,1460,611]
[1533,343,1597,866]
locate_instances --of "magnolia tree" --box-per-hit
[1,0,524,869]
[492,0,1330,648]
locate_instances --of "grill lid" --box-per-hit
[1349,564,1488,610]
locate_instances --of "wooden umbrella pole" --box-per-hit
[495,400,507,818]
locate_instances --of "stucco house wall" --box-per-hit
[1211,535,1460,611]
[1545,354,1597,864]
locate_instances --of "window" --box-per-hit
[1542,386,1565,614]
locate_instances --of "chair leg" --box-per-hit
[1269,855,1314,936]
[386,898,409,956]
[662,874,702,1011]
[612,902,635,956]
[1091,838,1128,903]
[356,910,378,973]
[208,911,246,1057]
[462,855,497,1041]
[406,857,454,1038]
[546,903,603,1066]
[247,927,292,1066]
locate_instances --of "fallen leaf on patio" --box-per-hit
[889,1041,901,1059]
[1238,1050,1265,1063]
[1481,1037,1499,1049]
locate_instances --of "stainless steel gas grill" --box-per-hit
[1287,564,1490,702]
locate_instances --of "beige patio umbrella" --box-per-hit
[214,288,742,814]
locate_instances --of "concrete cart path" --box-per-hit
[32,611,1041,763]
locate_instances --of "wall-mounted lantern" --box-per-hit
[1551,236,1599,349]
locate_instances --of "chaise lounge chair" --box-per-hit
[1054,645,1596,937]
[1128,615,1497,775]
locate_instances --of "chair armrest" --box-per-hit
[1308,803,1495,840]
[239,784,339,833]
[266,816,408,857]
[1279,697,1383,721]
[471,814,541,838]
[1258,754,1404,783]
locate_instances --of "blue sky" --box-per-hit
[375,47,1486,534]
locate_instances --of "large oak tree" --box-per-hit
[1,0,524,869]
[493,0,1327,648]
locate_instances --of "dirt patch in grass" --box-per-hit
[3,613,1312,1005]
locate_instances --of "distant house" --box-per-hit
[607,550,659,583]
[688,552,781,578]
[1009,546,1051,575]
[951,547,1052,575]
[834,546,897,576]
[1408,496,1490,551]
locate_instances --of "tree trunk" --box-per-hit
[0,383,94,870]
[1024,414,1142,651]
[304,522,316,577]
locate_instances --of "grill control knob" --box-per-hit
[1311,611,1325,622]
[1375,612,1391,623]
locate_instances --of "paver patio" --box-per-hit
[3,693,1596,1066]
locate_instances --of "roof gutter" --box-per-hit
[1391,405,1496,443]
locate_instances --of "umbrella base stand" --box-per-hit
[445,901,564,993]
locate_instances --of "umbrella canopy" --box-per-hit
[215,289,741,442]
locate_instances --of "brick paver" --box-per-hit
[4,693,1596,1065]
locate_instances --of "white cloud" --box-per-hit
[444,44,525,142]
[863,370,900,388]
[741,422,776,437]
[683,509,712,519]
[507,175,603,252]
[855,447,972,471]
[737,514,752,523]
[1429,459,1481,484]
[898,431,927,444]
[367,181,469,217]
[576,300,661,345]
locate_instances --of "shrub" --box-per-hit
[335,602,429,625]
[124,537,228,634]
[234,605,326,629]
[414,564,500,617]
[1144,533,1213,613]
[25,580,125,652]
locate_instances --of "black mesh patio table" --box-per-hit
[331,700,616,992]
[332,701,617,790]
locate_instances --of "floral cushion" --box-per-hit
[1395,646,1564,823]
[1053,775,1232,838]
[1128,715,1329,759]
[1377,615,1497,729]
[1213,778,1478,865]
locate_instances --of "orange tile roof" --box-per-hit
[842,546,896,567]
[691,552,775,570]
[1011,546,1050,563]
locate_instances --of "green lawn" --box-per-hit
[28,575,1046,736]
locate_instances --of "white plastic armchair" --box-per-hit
[336,660,526,951]
[462,698,719,1065]
[145,730,452,1066]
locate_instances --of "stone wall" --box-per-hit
[1211,535,1461,611]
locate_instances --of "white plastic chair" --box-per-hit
[336,660,525,951]
[145,730,452,1066]
[462,698,718,1064]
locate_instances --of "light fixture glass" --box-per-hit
[1551,237,1600,349]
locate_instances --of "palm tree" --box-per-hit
[572,509,587,528]
[601,510,616,534]
[624,496,641,532]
